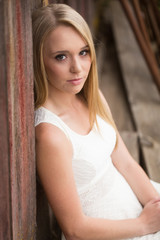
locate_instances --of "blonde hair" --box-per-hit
[32,3,117,132]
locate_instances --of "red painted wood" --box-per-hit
[0,0,36,239]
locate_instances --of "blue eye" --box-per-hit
[80,49,89,56]
[55,54,66,61]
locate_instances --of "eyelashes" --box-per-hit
[55,49,90,61]
[79,49,90,56]
[55,54,66,61]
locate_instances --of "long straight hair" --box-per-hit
[32,3,117,134]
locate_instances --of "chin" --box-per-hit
[74,86,84,95]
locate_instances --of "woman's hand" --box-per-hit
[138,197,160,235]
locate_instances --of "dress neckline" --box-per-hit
[39,106,95,137]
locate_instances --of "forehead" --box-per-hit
[43,25,87,52]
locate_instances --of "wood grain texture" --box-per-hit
[110,0,160,182]
[0,1,12,239]
[0,0,36,239]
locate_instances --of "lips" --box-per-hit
[67,78,83,85]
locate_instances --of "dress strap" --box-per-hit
[35,107,70,139]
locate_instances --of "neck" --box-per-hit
[43,89,82,115]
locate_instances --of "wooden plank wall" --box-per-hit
[0,0,36,239]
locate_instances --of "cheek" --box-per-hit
[45,63,64,79]
[85,60,91,73]
[85,56,91,68]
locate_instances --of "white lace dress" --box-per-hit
[35,107,160,240]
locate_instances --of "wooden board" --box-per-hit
[97,37,135,131]
[0,1,36,239]
[110,0,160,182]
[96,7,139,163]
[0,1,12,239]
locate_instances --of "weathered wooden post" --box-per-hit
[0,0,36,239]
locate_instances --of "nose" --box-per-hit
[70,57,82,73]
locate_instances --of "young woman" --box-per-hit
[32,3,160,240]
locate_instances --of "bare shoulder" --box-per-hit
[35,123,72,150]
[35,122,73,173]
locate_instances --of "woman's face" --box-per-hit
[43,24,92,95]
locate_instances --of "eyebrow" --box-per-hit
[51,45,89,55]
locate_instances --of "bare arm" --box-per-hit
[111,134,160,238]
[99,89,160,205]
[111,133,160,206]
[36,123,160,240]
